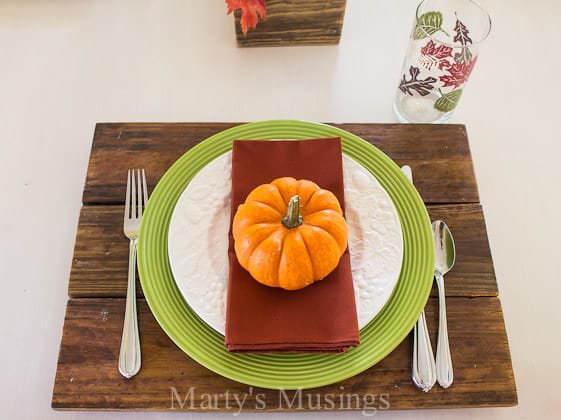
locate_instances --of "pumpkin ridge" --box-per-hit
[235,223,280,266]
[247,183,287,214]
[240,223,281,250]
[278,229,315,290]
[304,208,341,218]
[302,222,345,252]
[271,226,287,288]
[305,189,342,215]
[302,222,332,235]
[296,226,330,280]
[271,183,288,214]
[248,226,285,287]
[273,177,301,204]
[303,211,347,247]
[248,200,284,218]
[300,231,316,287]
[299,188,319,216]
[296,182,318,211]
[295,229,312,274]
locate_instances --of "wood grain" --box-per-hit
[233,0,347,47]
[83,122,239,204]
[337,123,479,204]
[84,123,478,205]
[427,203,497,297]
[52,297,517,411]
[67,203,497,298]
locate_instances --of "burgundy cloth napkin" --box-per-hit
[224,137,360,353]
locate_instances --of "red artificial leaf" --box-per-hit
[226,0,267,35]
[419,40,453,70]
[439,56,478,88]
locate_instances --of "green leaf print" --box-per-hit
[434,89,463,112]
[414,11,450,40]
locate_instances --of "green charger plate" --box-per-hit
[137,120,434,390]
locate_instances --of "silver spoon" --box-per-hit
[432,220,456,388]
[401,165,436,392]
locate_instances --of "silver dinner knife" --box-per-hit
[401,165,437,392]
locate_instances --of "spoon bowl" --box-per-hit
[433,220,456,276]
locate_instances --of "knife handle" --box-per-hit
[412,309,437,391]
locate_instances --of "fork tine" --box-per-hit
[136,169,143,217]
[141,169,148,213]
[124,169,131,220]
[131,168,137,219]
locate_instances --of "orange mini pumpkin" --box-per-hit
[232,177,348,290]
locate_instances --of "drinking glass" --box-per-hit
[393,0,491,123]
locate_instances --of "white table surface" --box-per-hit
[1,0,560,418]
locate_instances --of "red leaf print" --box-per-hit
[439,56,478,88]
[226,0,267,35]
[419,40,453,70]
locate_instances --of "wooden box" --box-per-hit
[234,0,347,47]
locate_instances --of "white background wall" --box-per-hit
[1,1,560,418]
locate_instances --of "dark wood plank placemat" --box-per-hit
[52,123,517,412]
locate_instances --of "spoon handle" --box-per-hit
[435,271,453,388]
[412,309,436,391]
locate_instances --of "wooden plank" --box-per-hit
[83,123,478,205]
[337,123,479,204]
[83,122,239,204]
[52,297,517,411]
[427,203,497,297]
[68,204,498,298]
[69,205,131,298]
[68,203,497,298]
[233,0,347,47]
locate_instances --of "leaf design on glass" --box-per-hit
[419,40,453,70]
[399,66,438,96]
[434,89,463,112]
[414,11,449,40]
[439,56,478,88]
[454,48,473,65]
[453,14,473,45]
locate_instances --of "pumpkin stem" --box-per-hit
[282,195,303,229]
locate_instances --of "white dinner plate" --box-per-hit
[167,151,404,334]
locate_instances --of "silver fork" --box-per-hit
[119,169,148,378]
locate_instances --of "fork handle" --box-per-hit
[119,238,141,378]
